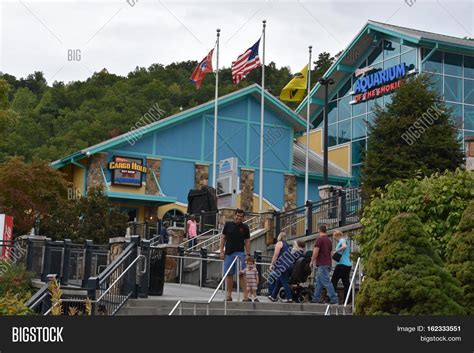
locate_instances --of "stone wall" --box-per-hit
[284,173,296,211]
[240,168,254,212]
[194,163,209,190]
[145,157,161,195]
[86,152,108,192]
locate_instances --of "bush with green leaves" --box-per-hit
[356,213,465,315]
[446,201,474,314]
[0,293,31,315]
[0,260,33,298]
[358,169,474,260]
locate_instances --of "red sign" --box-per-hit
[353,80,402,104]
[0,214,14,259]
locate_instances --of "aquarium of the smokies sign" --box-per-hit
[351,63,407,104]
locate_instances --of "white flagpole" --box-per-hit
[212,29,220,189]
[304,45,312,203]
[258,20,266,212]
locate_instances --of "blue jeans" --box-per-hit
[312,266,338,304]
[223,252,246,276]
[267,271,278,295]
[271,268,292,300]
[188,237,197,249]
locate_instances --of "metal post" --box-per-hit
[200,248,208,288]
[86,277,99,316]
[177,246,184,285]
[274,211,281,240]
[340,190,347,227]
[254,250,262,295]
[139,239,151,298]
[82,240,93,288]
[236,257,240,302]
[41,240,52,282]
[61,239,72,286]
[305,200,313,236]
[323,81,329,185]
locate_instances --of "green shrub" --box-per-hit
[0,293,31,315]
[446,201,474,314]
[358,169,474,260]
[356,213,465,315]
[0,260,33,298]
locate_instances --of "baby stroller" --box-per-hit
[277,250,313,303]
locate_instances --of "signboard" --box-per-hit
[217,157,238,208]
[0,214,13,259]
[109,156,147,187]
[351,63,407,104]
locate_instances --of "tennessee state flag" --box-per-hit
[190,49,214,89]
[279,64,308,102]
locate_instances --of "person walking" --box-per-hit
[187,214,198,249]
[159,221,170,244]
[219,209,251,302]
[268,232,294,303]
[331,230,352,304]
[310,225,338,304]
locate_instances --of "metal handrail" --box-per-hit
[343,257,361,315]
[208,256,239,303]
[183,228,219,250]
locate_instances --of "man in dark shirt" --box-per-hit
[310,225,338,304]
[219,209,251,302]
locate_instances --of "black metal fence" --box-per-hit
[275,188,362,240]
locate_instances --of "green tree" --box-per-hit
[446,200,474,314]
[361,74,463,198]
[357,213,465,315]
[0,157,69,235]
[359,169,474,260]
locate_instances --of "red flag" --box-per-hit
[190,49,214,89]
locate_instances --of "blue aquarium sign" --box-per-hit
[352,63,407,104]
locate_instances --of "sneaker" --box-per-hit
[253,298,260,302]
[242,298,252,302]
[281,299,293,303]
[268,296,277,302]
[310,299,320,304]
[226,297,233,302]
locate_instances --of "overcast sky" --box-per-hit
[0,0,473,84]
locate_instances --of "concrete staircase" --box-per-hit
[117,298,351,316]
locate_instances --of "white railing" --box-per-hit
[168,255,240,316]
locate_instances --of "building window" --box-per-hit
[338,96,352,121]
[444,76,463,103]
[328,101,338,124]
[352,139,366,165]
[352,115,367,140]
[401,49,417,70]
[464,79,474,105]
[444,52,463,77]
[422,49,443,74]
[446,102,463,129]
[465,105,474,131]
[383,39,401,59]
[162,208,185,222]
[338,119,351,144]
[328,124,337,147]
[465,55,474,79]
[367,41,383,66]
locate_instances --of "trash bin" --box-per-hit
[149,247,167,296]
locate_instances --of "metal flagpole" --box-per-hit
[212,29,220,189]
[304,45,312,203]
[258,20,266,211]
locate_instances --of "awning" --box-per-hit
[105,191,177,207]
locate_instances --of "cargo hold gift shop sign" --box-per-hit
[109,156,147,187]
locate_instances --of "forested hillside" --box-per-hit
[0,52,335,162]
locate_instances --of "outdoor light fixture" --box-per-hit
[318,77,335,185]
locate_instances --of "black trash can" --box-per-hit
[149,247,167,296]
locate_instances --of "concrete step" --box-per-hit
[117,298,351,316]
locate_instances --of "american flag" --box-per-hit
[231,39,261,84]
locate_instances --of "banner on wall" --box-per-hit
[0,214,14,259]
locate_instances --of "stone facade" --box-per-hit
[283,173,297,211]
[86,152,108,192]
[218,207,237,230]
[194,163,209,190]
[466,136,474,172]
[240,168,254,212]
[145,157,161,195]
[260,210,276,246]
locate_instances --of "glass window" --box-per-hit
[401,42,417,54]
[328,101,338,124]
[367,42,383,65]
[465,105,474,131]
[446,102,463,129]
[383,39,400,59]
[428,73,443,94]
[444,52,463,77]
[338,78,352,98]
[328,124,337,147]
[338,96,352,121]
[444,76,462,102]
[422,49,442,74]
[351,165,361,185]
[464,79,474,105]
[384,93,393,106]
[401,50,417,71]
[338,119,351,144]
[312,112,323,129]
[465,55,474,79]
[384,56,400,70]
[352,139,366,164]
[368,96,383,112]
[352,99,366,116]
[367,112,376,129]
[352,115,367,140]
